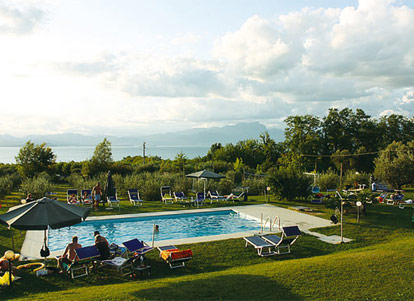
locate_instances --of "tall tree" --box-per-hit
[373,141,414,189]
[284,115,322,171]
[89,138,113,175]
[15,141,56,178]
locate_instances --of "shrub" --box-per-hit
[343,170,370,189]
[20,175,53,199]
[242,177,267,196]
[317,170,339,191]
[268,168,312,201]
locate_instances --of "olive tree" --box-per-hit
[15,141,56,178]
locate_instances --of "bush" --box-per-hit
[242,177,267,196]
[20,175,53,199]
[343,170,370,189]
[268,168,312,201]
[317,170,339,191]
[0,174,19,197]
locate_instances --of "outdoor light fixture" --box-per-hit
[4,250,14,287]
[356,201,362,223]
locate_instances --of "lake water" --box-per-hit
[0,145,210,164]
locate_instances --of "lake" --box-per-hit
[0,145,210,164]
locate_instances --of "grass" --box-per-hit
[1,186,414,300]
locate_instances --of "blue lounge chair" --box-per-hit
[107,188,120,208]
[243,235,276,257]
[81,189,93,206]
[128,189,143,206]
[67,189,80,205]
[68,246,101,279]
[123,238,153,256]
[195,192,205,206]
[260,226,302,255]
[173,192,187,202]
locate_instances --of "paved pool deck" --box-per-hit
[20,204,351,260]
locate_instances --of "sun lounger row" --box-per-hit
[243,226,302,257]
[65,188,143,207]
[63,238,193,278]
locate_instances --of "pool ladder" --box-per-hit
[260,213,280,233]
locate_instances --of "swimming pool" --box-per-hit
[48,210,260,251]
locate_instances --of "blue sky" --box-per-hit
[0,0,413,137]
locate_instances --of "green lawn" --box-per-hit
[1,186,414,300]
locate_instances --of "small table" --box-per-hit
[133,265,151,278]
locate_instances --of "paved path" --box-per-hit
[20,204,351,260]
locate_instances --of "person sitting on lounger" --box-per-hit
[68,194,78,204]
[57,236,82,270]
[94,231,110,260]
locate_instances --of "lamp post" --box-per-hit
[335,191,345,244]
[4,250,14,287]
[266,187,271,202]
[356,201,362,223]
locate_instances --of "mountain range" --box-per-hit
[0,122,284,147]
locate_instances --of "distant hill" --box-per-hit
[0,122,284,147]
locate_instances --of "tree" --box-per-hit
[283,115,322,171]
[15,141,56,178]
[89,138,113,175]
[173,152,187,175]
[373,141,414,189]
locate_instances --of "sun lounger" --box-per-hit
[161,186,174,204]
[157,245,193,269]
[386,193,404,205]
[101,256,134,276]
[67,189,80,205]
[243,235,276,257]
[207,190,226,201]
[260,226,302,255]
[194,192,205,206]
[226,192,245,202]
[81,189,93,206]
[122,238,154,256]
[107,188,120,208]
[128,189,143,206]
[67,245,101,279]
[173,192,187,202]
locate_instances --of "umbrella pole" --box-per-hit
[10,228,14,250]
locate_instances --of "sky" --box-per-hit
[0,0,413,137]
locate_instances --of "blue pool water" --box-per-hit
[48,210,260,251]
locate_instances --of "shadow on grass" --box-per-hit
[130,274,303,300]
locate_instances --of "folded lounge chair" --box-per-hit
[157,245,193,269]
[81,189,93,206]
[123,238,154,256]
[128,189,143,206]
[243,235,276,257]
[260,226,302,255]
[107,188,120,208]
[67,189,80,205]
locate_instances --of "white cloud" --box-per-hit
[0,0,413,137]
[0,4,45,35]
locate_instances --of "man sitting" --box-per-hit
[57,236,82,270]
[94,231,110,260]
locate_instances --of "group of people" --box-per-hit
[57,231,110,270]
